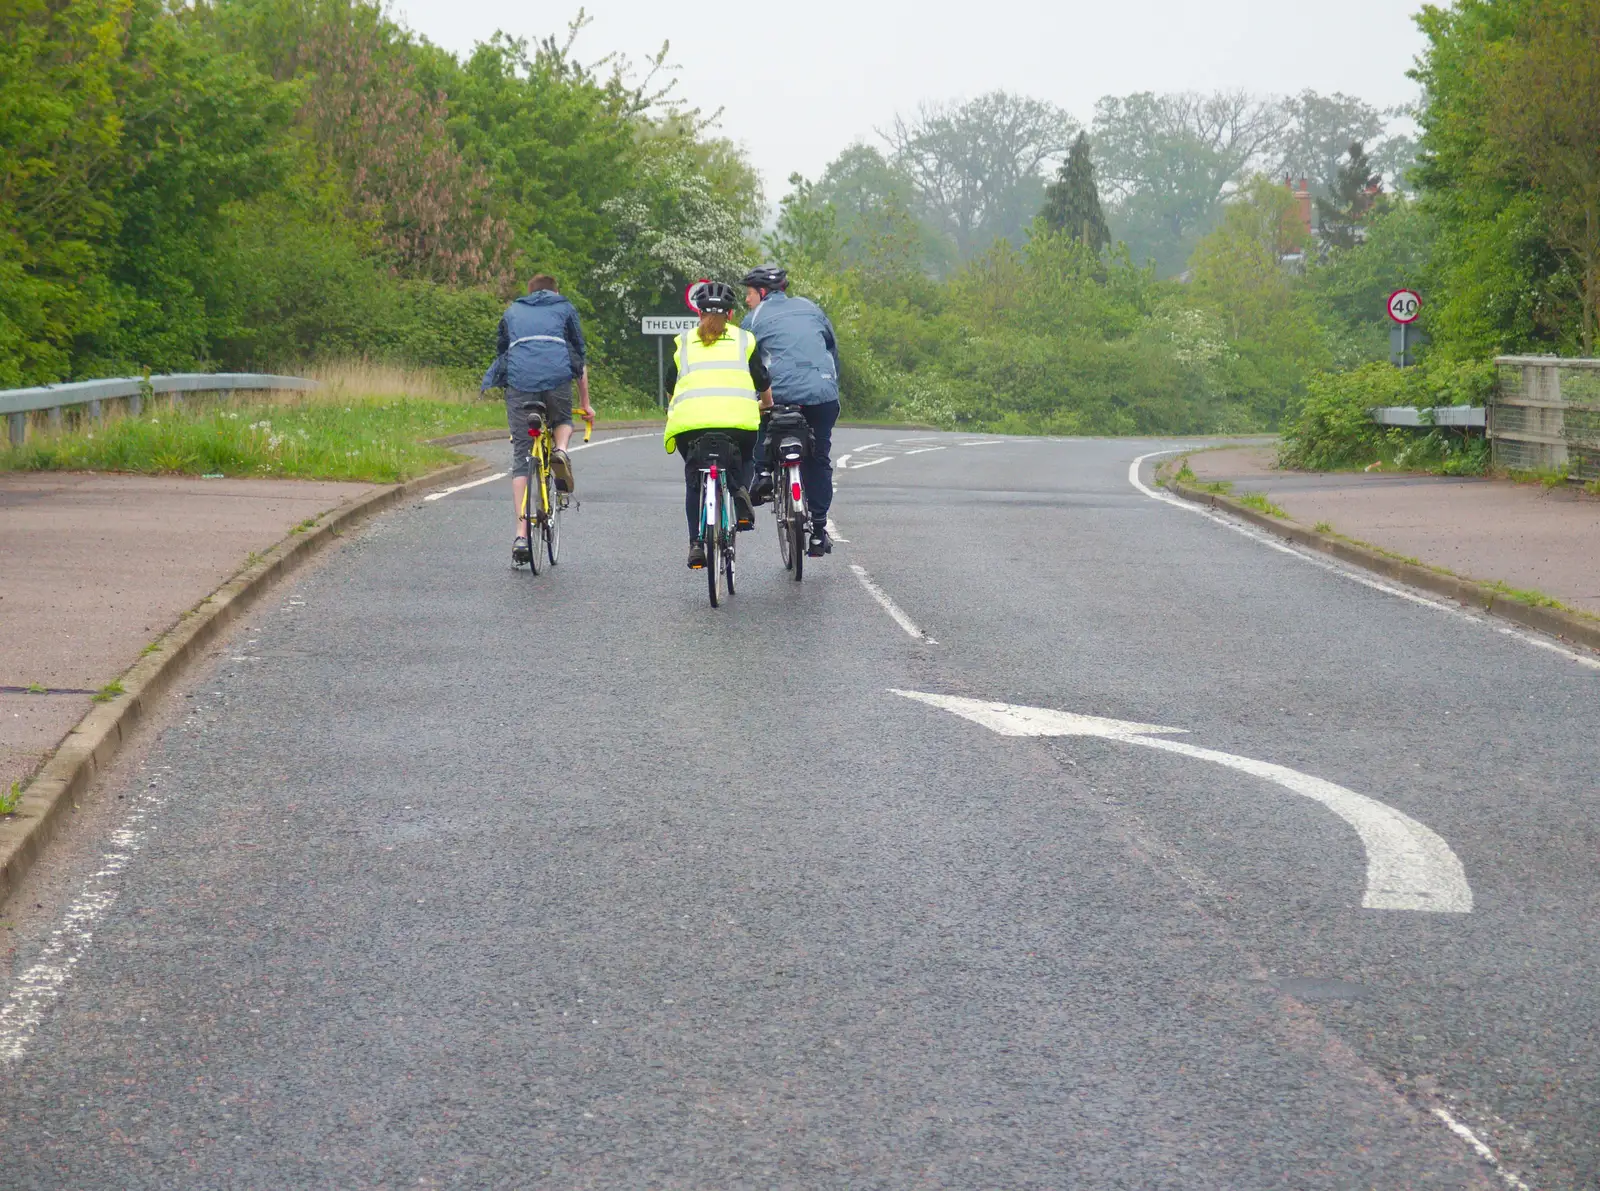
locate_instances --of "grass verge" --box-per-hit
[0,360,661,482]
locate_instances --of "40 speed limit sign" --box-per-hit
[1387,289,1422,324]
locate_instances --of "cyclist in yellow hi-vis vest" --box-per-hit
[664,281,773,569]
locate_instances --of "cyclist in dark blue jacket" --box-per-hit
[481,274,593,563]
[741,265,840,557]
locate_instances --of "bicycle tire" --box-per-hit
[545,468,561,565]
[527,458,544,576]
[776,482,794,571]
[723,518,737,596]
[787,468,806,582]
[703,474,721,608]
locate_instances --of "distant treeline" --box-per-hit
[4,0,1594,442]
[770,0,1598,436]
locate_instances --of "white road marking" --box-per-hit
[568,431,654,452]
[902,447,946,456]
[854,443,882,453]
[1430,1106,1534,1191]
[0,782,169,1066]
[424,472,505,501]
[835,454,852,469]
[850,456,892,469]
[424,433,653,501]
[891,690,1473,913]
[825,518,849,543]
[851,565,936,644]
[1128,450,1600,672]
[956,440,1005,447]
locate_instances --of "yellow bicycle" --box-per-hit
[518,407,592,576]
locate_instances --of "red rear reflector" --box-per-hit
[791,481,802,501]
[528,428,541,438]
[709,464,719,479]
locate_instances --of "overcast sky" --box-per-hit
[390,0,1429,204]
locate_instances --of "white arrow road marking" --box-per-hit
[891,690,1472,914]
[835,454,852,469]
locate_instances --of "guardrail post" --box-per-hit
[7,413,24,448]
[88,399,102,421]
[128,393,142,417]
[48,406,62,431]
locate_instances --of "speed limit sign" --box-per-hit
[1387,289,1422,324]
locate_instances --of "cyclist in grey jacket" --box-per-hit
[481,274,593,564]
[742,265,840,557]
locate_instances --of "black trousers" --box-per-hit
[676,428,757,538]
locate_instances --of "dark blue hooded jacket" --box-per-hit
[480,290,586,393]
[743,291,840,406]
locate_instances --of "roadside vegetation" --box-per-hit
[0,362,661,482]
[3,0,1594,446]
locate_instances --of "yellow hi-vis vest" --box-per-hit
[663,325,760,453]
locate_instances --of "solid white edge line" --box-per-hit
[1430,1107,1534,1191]
[850,564,935,643]
[567,431,654,452]
[424,472,505,501]
[424,432,655,501]
[1128,450,1600,672]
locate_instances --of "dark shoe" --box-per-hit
[687,542,707,569]
[512,536,531,564]
[749,471,774,506]
[733,487,755,530]
[551,448,574,493]
[807,527,831,557]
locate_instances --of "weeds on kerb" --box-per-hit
[0,780,21,815]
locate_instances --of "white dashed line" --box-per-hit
[0,782,169,1067]
[1128,450,1600,672]
[850,565,936,643]
[1430,1106,1534,1190]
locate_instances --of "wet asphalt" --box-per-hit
[1,431,1596,1189]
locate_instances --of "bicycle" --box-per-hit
[690,434,740,607]
[516,407,592,576]
[764,406,812,581]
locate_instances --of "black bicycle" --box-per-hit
[691,434,739,607]
[764,406,813,581]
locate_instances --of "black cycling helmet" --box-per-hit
[690,280,739,313]
[740,265,788,292]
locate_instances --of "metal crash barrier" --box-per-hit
[2,374,318,447]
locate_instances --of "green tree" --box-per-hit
[1187,175,1329,425]
[1475,0,1600,353]
[1314,141,1383,250]
[1041,132,1110,250]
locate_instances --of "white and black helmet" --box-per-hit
[689,280,740,313]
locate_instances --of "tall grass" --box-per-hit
[0,359,661,481]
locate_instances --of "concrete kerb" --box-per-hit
[0,455,488,910]
[1157,461,1600,655]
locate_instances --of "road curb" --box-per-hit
[0,456,488,911]
[1162,470,1600,654]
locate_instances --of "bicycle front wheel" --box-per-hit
[775,483,793,571]
[545,468,561,565]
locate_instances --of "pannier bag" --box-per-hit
[764,407,813,464]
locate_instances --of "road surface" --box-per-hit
[2,431,1596,1189]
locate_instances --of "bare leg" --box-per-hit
[553,423,574,451]
[512,473,529,533]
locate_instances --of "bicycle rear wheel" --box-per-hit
[775,484,794,571]
[703,475,721,608]
[786,469,806,582]
[545,468,561,565]
[524,462,542,577]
